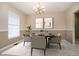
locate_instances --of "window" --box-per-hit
[8,11,20,39]
[35,18,43,29]
[35,17,53,29]
[44,18,53,28]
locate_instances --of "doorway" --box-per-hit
[75,11,79,44]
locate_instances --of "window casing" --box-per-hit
[8,11,20,39]
[35,17,53,29]
[35,18,43,29]
[44,18,53,28]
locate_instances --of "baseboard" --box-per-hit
[0,40,23,53]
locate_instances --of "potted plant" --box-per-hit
[40,29,44,32]
[25,25,32,37]
[26,25,32,32]
[39,29,44,36]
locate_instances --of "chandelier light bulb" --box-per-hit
[33,7,36,10]
[35,9,37,12]
[41,6,45,9]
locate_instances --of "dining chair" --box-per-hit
[48,33,61,49]
[31,34,46,56]
[23,33,31,46]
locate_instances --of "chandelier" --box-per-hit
[33,2,45,14]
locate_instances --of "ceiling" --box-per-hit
[10,2,74,15]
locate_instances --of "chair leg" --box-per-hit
[23,41,25,46]
[59,43,61,49]
[48,42,50,48]
[44,49,46,56]
[31,48,33,56]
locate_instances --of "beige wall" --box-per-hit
[0,3,27,48]
[0,3,8,31]
[65,3,79,30]
[26,12,66,30]
[0,3,27,31]
[65,3,79,44]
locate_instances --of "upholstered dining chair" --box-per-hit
[31,34,46,56]
[48,33,62,49]
[23,33,31,46]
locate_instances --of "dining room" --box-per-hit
[0,2,79,56]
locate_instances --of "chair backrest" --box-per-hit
[57,33,61,37]
[31,35,46,49]
[23,33,31,42]
[50,33,61,44]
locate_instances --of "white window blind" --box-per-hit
[35,17,53,29]
[35,18,43,29]
[8,11,20,39]
[44,18,53,28]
